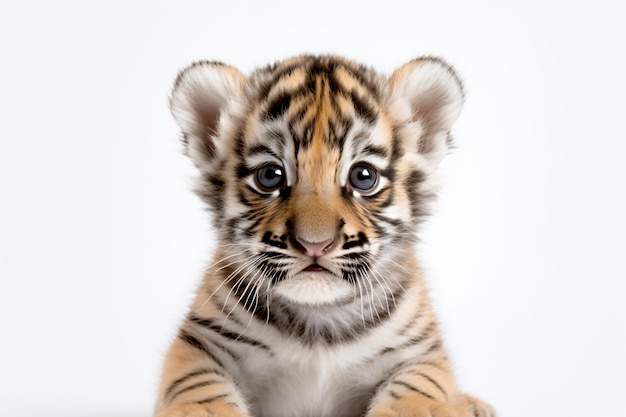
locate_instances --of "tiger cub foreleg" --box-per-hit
[367,361,495,417]
[155,329,250,417]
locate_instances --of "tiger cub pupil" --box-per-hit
[157,55,495,417]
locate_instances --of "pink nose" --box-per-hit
[295,237,335,257]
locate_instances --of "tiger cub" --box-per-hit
[156,55,494,417]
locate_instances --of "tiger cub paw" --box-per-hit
[458,394,496,417]
[155,402,250,417]
[368,394,496,417]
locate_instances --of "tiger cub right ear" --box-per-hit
[170,61,246,170]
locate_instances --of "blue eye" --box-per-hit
[255,164,285,192]
[349,164,378,192]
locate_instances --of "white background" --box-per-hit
[2,1,625,416]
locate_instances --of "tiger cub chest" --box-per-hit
[236,343,393,417]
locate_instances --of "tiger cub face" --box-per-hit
[170,55,463,308]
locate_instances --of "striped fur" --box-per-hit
[157,55,494,417]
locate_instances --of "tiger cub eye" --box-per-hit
[349,164,377,192]
[255,164,285,192]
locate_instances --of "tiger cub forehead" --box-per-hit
[241,55,395,182]
[247,55,388,133]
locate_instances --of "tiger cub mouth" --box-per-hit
[302,263,329,272]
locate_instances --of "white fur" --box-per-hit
[274,272,354,306]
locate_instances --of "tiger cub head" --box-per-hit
[170,55,463,307]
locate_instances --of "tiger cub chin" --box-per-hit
[156,55,494,417]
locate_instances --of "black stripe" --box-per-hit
[325,113,346,147]
[404,169,431,221]
[189,315,271,351]
[378,317,435,355]
[362,186,392,207]
[378,346,395,356]
[411,371,447,398]
[233,126,246,158]
[390,380,436,400]
[236,163,253,179]
[341,252,367,260]
[397,309,422,336]
[349,89,378,124]
[389,390,401,400]
[245,144,276,158]
[378,187,394,209]
[335,62,381,100]
[388,128,405,169]
[363,145,389,159]
[169,379,221,401]
[262,231,288,249]
[294,120,314,149]
[372,212,403,227]
[335,117,354,149]
[207,337,240,362]
[262,251,289,259]
[238,187,253,204]
[244,217,263,236]
[342,232,369,250]
[263,93,292,120]
[410,361,447,372]
[413,322,437,344]
[327,71,350,97]
[199,172,226,210]
[288,95,317,124]
[164,367,224,398]
[379,167,396,183]
[279,185,292,201]
[178,330,225,368]
[424,339,443,355]
[257,60,309,100]
[246,289,401,345]
[197,393,229,404]
[327,75,374,126]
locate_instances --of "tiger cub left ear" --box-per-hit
[390,57,464,163]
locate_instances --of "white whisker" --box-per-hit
[242,269,268,336]
[223,264,264,332]
[264,269,274,327]
[366,254,399,312]
[219,255,267,314]
[353,268,366,323]
[365,261,391,317]
[357,264,378,322]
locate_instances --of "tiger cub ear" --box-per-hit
[170,61,246,170]
[390,57,464,163]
